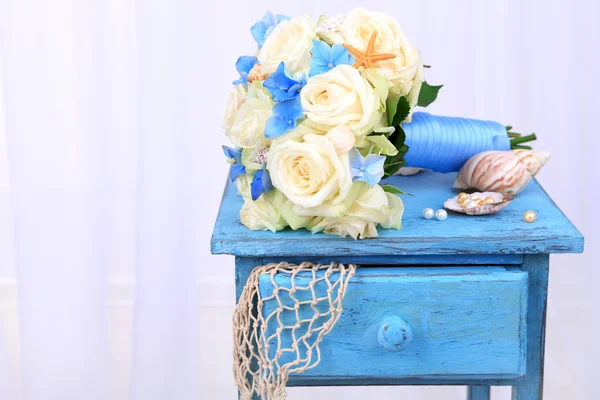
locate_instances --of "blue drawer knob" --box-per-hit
[377,316,413,352]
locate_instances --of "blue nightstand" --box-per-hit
[212,171,583,399]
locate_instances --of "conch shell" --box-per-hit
[454,150,551,195]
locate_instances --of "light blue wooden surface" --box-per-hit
[258,267,528,380]
[222,173,583,399]
[212,171,584,257]
[468,385,491,400]
[512,254,549,400]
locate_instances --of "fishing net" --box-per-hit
[233,261,356,400]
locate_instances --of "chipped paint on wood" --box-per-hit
[212,171,584,257]
[257,266,528,380]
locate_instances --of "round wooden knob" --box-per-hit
[377,316,413,352]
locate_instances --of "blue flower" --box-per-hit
[232,56,259,85]
[309,40,354,77]
[263,62,306,102]
[251,11,290,49]
[223,145,246,182]
[265,98,303,139]
[349,147,386,187]
[250,164,273,200]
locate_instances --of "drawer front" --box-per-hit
[259,266,528,380]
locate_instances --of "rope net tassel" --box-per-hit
[233,261,356,400]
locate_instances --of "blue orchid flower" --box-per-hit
[251,11,290,48]
[222,145,246,182]
[309,40,354,77]
[349,147,386,187]
[265,98,304,139]
[232,56,259,85]
[263,62,306,102]
[250,164,273,200]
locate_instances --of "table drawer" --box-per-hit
[259,266,528,381]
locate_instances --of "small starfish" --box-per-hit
[343,32,396,69]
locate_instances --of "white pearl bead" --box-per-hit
[422,208,435,220]
[435,209,448,221]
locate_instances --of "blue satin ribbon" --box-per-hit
[403,112,510,172]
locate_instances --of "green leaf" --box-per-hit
[386,96,411,126]
[383,126,409,177]
[417,81,443,107]
[386,97,400,125]
[381,185,404,195]
[365,135,399,156]
[392,96,411,127]
[381,185,414,196]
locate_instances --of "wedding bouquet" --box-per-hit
[222,8,536,239]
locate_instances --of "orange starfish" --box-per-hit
[343,32,396,69]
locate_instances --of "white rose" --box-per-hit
[258,15,316,76]
[336,8,424,107]
[301,65,383,145]
[310,183,404,239]
[223,84,247,132]
[268,133,352,208]
[311,215,378,240]
[226,82,274,149]
[235,176,288,232]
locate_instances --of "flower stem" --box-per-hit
[510,133,537,148]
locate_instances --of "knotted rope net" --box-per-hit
[233,261,356,400]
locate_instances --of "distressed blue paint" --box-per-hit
[512,254,549,400]
[258,266,528,380]
[468,385,491,400]
[220,173,583,399]
[377,315,413,352]
[212,171,584,257]
[261,254,524,265]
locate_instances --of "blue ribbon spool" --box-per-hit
[403,112,510,172]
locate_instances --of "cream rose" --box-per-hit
[235,176,288,232]
[226,82,273,149]
[310,183,404,239]
[223,84,247,133]
[258,15,316,76]
[300,64,383,145]
[335,8,424,108]
[268,133,352,208]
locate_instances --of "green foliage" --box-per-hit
[381,185,409,195]
[417,81,443,107]
[383,126,409,178]
[366,135,399,156]
[387,96,411,126]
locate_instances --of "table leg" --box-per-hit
[235,257,263,400]
[512,254,549,400]
[468,386,490,400]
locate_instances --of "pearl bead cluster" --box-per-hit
[423,208,447,221]
[457,192,495,209]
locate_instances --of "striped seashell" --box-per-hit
[453,150,551,195]
[247,64,267,83]
[512,149,551,176]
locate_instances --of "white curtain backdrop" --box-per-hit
[0,1,598,400]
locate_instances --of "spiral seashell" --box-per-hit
[453,150,551,195]
[316,14,346,45]
[511,149,551,176]
[247,64,267,83]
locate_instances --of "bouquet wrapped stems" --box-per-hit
[400,112,537,173]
